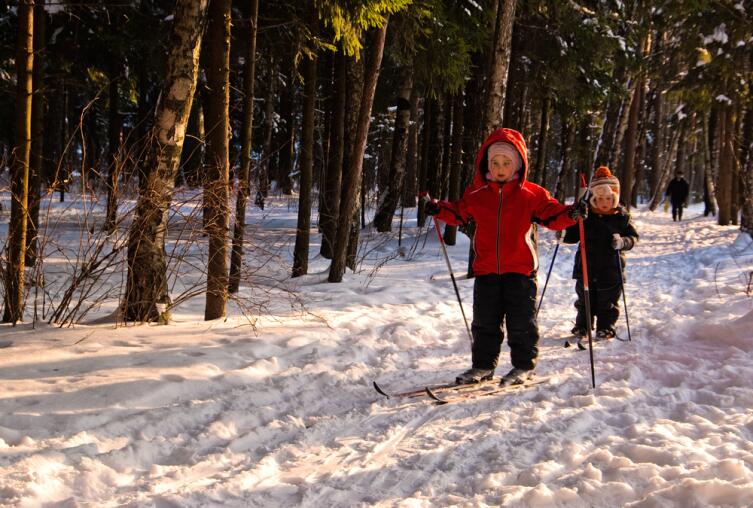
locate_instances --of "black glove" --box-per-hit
[568,201,588,221]
[424,200,441,216]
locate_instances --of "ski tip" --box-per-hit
[373,381,390,399]
[564,340,572,348]
[577,341,587,351]
[425,386,448,404]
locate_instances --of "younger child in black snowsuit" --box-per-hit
[563,166,639,340]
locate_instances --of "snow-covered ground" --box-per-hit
[1,193,752,507]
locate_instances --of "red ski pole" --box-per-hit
[577,172,597,388]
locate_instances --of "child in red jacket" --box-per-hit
[426,128,584,386]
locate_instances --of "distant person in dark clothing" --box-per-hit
[665,171,690,221]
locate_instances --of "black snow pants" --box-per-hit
[671,202,684,221]
[574,280,622,333]
[471,273,539,371]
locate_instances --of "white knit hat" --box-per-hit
[487,142,522,174]
[589,166,620,209]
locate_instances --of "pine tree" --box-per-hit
[229,0,260,293]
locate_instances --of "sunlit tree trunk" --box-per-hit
[3,0,34,324]
[26,1,45,267]
[482,0,517,134]
[329,21,388,282]
[342,53,364,271]
[718,101,736,226]
[123,0,208,322]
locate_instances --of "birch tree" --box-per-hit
[122,0,209,322]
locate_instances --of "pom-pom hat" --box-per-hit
[589,166,620,209]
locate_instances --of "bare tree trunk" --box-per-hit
[2,0,33,324]
[123,0,208,323]
[443,91,465,246]
[649,123,682,211]
[533,93,551,189]
[401,91,419,208]
[257,57,276,204]
[320,51,345,258]
[718,102,736,226]
[703,109,719,216]
[731,102,743,226]
[608,83,633,171]
[180,95,205,188]
[292,53,317,277]
[228,0,259,293]
[105,70,122,233]
[741,102,753,236]
[277,47,297,195]
[621,79,643,210]
[439,92,453,199]
[329,20,388,283]
[632,83,649,206]
[482,0,517,134]
[593,61,626,169]
[649,89,665,195]
[342,54,364,271]
[427,97,444,200]
[555,118,575,203]
[26,1,45,267]
[374,65,413,232]
[203,0,231,320]
[416,97,432,227]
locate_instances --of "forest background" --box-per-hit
[0,0,751,325]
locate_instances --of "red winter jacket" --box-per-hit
[434,128,575,277]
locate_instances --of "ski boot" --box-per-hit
[596,328,616,341]
[456,368,494,385]
[500,367,535,386]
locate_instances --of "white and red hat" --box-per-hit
[589,166,620,209]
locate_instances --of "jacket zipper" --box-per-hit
[496,187,503,273]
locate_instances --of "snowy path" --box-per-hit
[1,204,752,506]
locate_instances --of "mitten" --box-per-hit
[611,233,624,250]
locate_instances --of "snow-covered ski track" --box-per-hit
[1,204,753,506]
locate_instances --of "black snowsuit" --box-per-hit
[665,177,690,221]
[563,207,638,334]
[471,273,539,371]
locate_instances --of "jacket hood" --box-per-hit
[473,128,529,187]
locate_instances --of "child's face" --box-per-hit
[592,194,614,214]
[488,154,517,183]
